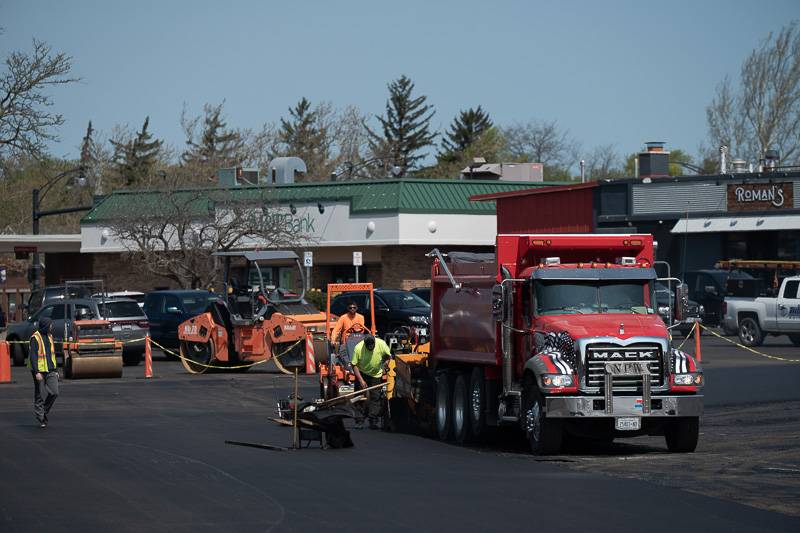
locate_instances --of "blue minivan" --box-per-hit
[143,290,220,349]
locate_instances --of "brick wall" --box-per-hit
[380,246,434,290]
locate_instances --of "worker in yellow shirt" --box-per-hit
[351,335,391,429]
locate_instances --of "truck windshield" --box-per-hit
[535,280,656,315]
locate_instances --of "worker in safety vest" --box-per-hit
[28,316,59,428]
[331,300,365,353]
[351,335,391,429]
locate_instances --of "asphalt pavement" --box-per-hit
[0,333,798,532]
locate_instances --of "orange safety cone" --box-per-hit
[694,323,702,362]
[145,335,153,378]
[0,341,11,384]
[305,333,316,374]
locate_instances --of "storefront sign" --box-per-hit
[727,182,793,211]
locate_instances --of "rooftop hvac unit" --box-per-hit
[268,157,307,185]
[217,167,260,187]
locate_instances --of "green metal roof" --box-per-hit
[82,178,556,224]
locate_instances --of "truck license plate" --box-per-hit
[615,417,641,431]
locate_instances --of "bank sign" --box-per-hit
[727,182,794,211]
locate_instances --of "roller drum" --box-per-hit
[68,355,123,379]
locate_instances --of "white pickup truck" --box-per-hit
[722,276,800,347]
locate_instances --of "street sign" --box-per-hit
[303,251,313,267]
[353,251,362,266]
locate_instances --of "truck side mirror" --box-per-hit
[675,283,689,321]
[704,285,717,295]
[492,284,504,321]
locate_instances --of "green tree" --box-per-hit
[182,102,244,181]
[111,117,163,186]
[278,97,333,181]
[438,106,492,161]
[367,75,436,177]
[426,127,505,179]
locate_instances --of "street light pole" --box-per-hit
[30,167,93,291]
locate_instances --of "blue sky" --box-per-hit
[3,0,799,165]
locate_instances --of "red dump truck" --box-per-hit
[390,234,703,454]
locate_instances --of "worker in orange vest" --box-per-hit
[28,316,58,428]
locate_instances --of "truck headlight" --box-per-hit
[541,374,574,388]
[674,373,703,386]
[658,306,670,315]
[699,305,705,314]
[409,315,429,324]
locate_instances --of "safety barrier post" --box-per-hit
[0,341,11,384]
[694,323,702,362]
[145,335,153,378]
[305,333,316,374]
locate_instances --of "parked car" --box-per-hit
[654,282,704,336]
[681,269,755,330]
[97,298,149,365]
[25,285,92,316]
[143,290,220,349]
[6,297,146,366]
[93,291,146,308]
[330,288,430,336]
[409,287,430,303]
[722,276,800,347]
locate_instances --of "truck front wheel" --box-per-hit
[523,377,562,455]
[665,416,699,453]
[435,371,454,441]
[738,317,763,347]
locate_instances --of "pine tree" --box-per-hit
[439,106,492,161]
[111,116,163,186]
[367,75,436,177]
[278,97,332,181]
[182,103,243,180]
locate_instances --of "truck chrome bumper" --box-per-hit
[545,395,704,418]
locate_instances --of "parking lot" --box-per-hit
[0,331,798,532]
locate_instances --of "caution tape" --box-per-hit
[3,337,147,346]
[148,337,305,371]
[698,323,800,363]
[675,322,697,351]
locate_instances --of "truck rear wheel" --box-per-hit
[665,416,699,453]
[523,376,562,455]
[468,367,486,441]
[435,371,454,441]
[789,334,800,347]
[738,317,763,347]
[452,373,471,444]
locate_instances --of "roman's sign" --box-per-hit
[728,182,793,211]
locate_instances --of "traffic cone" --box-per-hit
[145,335,153,378]
[0,341,11,384]
[694,323,702,362]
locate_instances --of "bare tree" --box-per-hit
[585,143,624,180]
[706,22,800,164]
[108,187,303,289]
[0,39,80,158]
[502,119,580,176]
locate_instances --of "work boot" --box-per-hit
[39,420,46,429]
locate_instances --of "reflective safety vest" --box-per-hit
[28,330,57,373]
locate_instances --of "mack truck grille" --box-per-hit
[585,344,664,388]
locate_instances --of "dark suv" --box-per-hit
[330,289,430,336]
[143,290,220,348]
[681,270,754,329]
